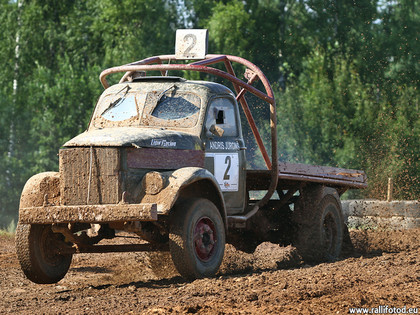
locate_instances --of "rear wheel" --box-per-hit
[169,198,225,280]
[292,186,344,262]
[15,223,73,284]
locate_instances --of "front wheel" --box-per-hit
[169,198,225,280]
[15,223,73,284]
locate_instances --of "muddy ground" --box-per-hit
[1,228,419,314]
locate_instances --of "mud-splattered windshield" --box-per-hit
[151,96,199,119]
[91,85,201,129]
[100,85,136,121]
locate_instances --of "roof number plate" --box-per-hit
[175,29,208,60]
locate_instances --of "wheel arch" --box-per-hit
[19,172,60,212]
[140,167,227,230]
[177,178,227,230]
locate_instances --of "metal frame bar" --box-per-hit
[58,243,169,255]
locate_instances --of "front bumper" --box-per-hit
[18,203,157,224]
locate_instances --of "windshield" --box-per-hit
[91,85,201,129]
[151,95,199,119]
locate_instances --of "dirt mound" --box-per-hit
[1,228,419,314]
[350,229,419,254]
[219,243,301,275]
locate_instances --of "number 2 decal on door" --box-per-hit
[206,153,239,191]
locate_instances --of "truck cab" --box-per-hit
[62,76,246,216]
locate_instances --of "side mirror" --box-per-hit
[209,124,224,137]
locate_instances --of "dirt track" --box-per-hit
[1,228,419,314]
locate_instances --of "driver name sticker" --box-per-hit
[206,153,239,191]
[208,141,239,150]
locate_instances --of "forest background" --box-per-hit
[0,0,418,229]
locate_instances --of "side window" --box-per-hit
[205,98,238,137]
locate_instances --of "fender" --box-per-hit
[139,167,227,225]
[19,172,60,214]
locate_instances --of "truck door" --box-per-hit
[203,96,246,215]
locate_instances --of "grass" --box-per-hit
[0,219,16,236]
[0,230,14,237]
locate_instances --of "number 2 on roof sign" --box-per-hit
[175,29,208,60]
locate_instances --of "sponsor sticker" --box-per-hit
[150,139,177,147]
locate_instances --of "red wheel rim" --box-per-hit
[194,217,217,262]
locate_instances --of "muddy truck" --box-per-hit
[16,31,367,284]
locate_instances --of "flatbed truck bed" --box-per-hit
[247,162,367,192]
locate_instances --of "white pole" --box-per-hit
[387,177,393,202]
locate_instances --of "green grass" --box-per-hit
[0,230,14,237]
[0,219,16,236]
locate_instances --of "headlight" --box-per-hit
[142,171,165,195]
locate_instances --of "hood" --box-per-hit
[63,127,203,150]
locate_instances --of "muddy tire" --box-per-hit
[169,198,225,280]
[15,223,72,284]
[292,185,343,263]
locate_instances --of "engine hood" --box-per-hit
[63,127,203,150]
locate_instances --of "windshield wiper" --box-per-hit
[101,85,131,116]
[156,84,176,104]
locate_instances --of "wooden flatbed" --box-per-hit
[247,162,367,193]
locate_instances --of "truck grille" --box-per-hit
[59,147,121,205]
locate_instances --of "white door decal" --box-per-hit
[206,153,239,191]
